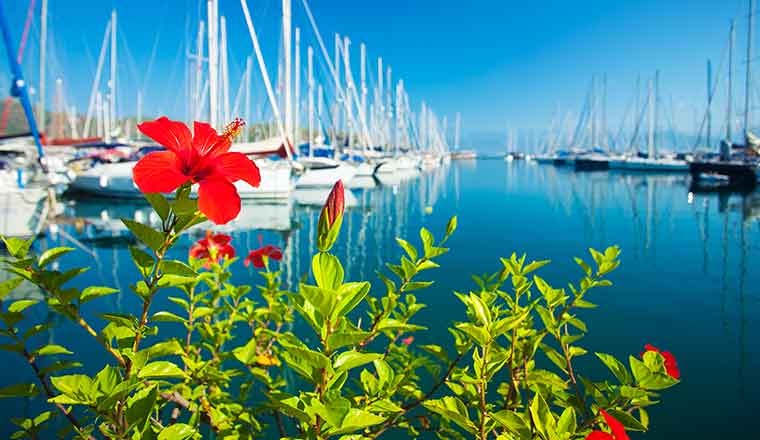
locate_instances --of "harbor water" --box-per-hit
[1,159,757,438]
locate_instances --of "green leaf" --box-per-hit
[2,237,32,258]
[574,257,592,277]
[455,322,490,346]
[0,277,23,300]
[157,424,197,440]
[334,351,382,373]
[327,331,371,350]
[312,252,344,291]
[334,408,386,434]
[556,407,577,434]
[395,238,418,261]
[126,385,158,433]
[445,215,458,238]
[422,396,476,433]
[332,282,370,319]
[137,361,186,379]
[144,193,170,222]
[491,410,530,436]
[299,283,336,318]
[34,344,72,357]
[420,228,434,257]
[606,408,647,432]
[38,247,74,268]
[629,355,678,390]
[150,311,186,323]
[159,260,197,278]
[122,219,165,252]
[145,340,184,359]
[7,300,38,313]
[0,383,38,398]
[50,375,94,405]
[129,246,155,277]
[596,352,632,384]
[80,286,119,303]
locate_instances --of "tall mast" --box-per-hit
[590,76,597,147]
[208,0,219,128]
[110,9,117,132]
[745,0,755,143]
[294,27,300,147]
[244,56,252,140]
[193,21,205,121]
[360,42,367,146]
[283,0,292,144]
[83,20,111,137]
[728,19,735,143]
[377,57,383,145]
[307,45,314,156]
[647,78,654,158]
[334,33,341,140]
[343,36,353,150]
[707,59,712,147]
[655,69,660,155]
[602,73,607,149]
[220,16,230,123]
[137,90,143,125]
[38,0,48,133]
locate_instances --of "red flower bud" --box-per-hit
[401,336,414,346]
[316,180,345,252]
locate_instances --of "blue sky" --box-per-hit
[0,0,750,144]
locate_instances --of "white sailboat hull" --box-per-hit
[70,159,293,199]
[295,158,357,188]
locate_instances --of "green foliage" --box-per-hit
[0,191,680,440]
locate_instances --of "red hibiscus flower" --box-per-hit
[401,336,414,346]
[189,231,235,267]
[641,344,680,379]
[585,409,629,440]
[244,245,283,268]
[133,117,260,225]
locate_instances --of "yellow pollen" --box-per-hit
[222,118,246,141]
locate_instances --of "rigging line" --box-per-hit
[693,27,730,150]
[142,30,162,92]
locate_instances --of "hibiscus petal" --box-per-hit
[198,178,241,225]
[585,432,615,440]
[600,410,629,440]
[133,151,190,193]
[193,121,226,157]
[661,351,680,379]
[138,117,193,159]
[216,152,261,187]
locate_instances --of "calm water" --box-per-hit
[1,159,757,438]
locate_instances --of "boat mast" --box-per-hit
[602,73,607,149]
[239,0,292,158]
[745,0,755,144]
[590,76,597,147]
[109,9,117,134]
[728,19,735,144]
[647,77,654,158]
[220,15,230,123]
[334,34,341,144]
[294,27,301,147]
[282,0,292,144]
[208,0,218,128]
[307,45,314,156]
[360,42,367,150]
[654,69,660,156]
[39,0,47,133]
[707,59,712,147]
[244,56,251,140]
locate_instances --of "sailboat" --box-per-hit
[610,72,688,172]
[689,4,758,187]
